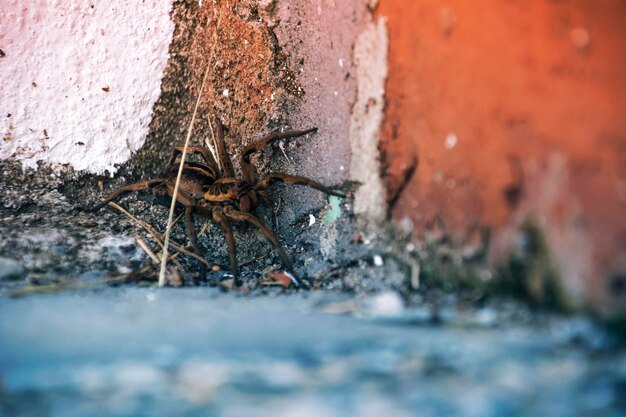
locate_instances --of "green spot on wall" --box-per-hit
[323,195,343,226]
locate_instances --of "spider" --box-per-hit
[81,119,345,284]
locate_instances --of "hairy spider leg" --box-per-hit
[81,179,166,212]
[168,145,216,166]
[167,146,219,175]
[212,209,239,280]
[184,206,208,275]
[240,127,318,183]
[214,118,235,178]
[183,206,201,257]
[255,173,346,198]
[223,207,297,281]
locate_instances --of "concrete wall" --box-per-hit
[0,0,174,174]
[2,0,624,314]
[377,0,626,313]
[144,0,380,234]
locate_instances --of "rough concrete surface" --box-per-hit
[0,0,175,173]
[377,0,626,314]
[0,0,396,291]
[0,0,394,282]
[349,17,388,225]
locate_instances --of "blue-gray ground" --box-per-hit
[1,288,624,417]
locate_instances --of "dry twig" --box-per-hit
[136,237,160,264]
[107,202,211,267]
[159,64,211,286]
[7,265,155,298]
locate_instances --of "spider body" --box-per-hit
[81,120,345,284]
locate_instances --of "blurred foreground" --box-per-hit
[1,288,624,417]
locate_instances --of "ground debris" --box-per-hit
[262,272,296,288]
[0,257,25,281]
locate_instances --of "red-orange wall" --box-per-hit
[377,0,626,311]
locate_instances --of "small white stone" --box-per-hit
[362,291,404,317]
[373,255,384,266]
[308,214,316,226]
[339,165,344,171]
[338,58,344,68]
[479,269,493,282]
[400,216,413,234]
[222,89,229,97]
[475,308,498,327]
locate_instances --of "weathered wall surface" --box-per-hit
[0,0,376,225]
[3,0,624,315]
[165,0,387,257]
[0,0,380,274]
[0,0,175,174]
[152,0,376,234]
[377,0,626,313]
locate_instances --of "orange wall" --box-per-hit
[377,0,626,310]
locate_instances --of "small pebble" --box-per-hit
[475,307,498,327]
[361,291,404,317]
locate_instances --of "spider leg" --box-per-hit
[256,173,346,198]
[240,127,318,183]
[242,128,318,159]
[167,146,219,173]
[223,207,298,282]
[79,179,165,212]
[214,118,235,178]
[184,206,207,274]
[212,209,240,281]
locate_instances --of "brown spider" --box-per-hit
[81,119,345,284]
